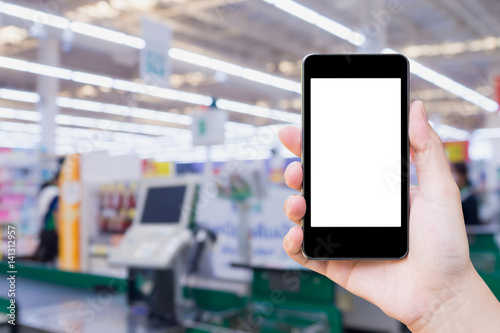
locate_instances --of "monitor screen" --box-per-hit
[140,186,187,224]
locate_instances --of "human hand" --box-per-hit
[279,101,500,332]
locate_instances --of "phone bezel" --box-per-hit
[302,54,409,260]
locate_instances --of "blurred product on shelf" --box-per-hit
[98,182,137,234]
[0,149,41,260]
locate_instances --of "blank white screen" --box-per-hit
[310,78,401,227]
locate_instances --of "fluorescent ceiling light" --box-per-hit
[103,123,259,156]
[69,21,145,49]
[57,97,193,125]
[0,107,277,158]
[216,99,300,124]
[29,62,73,80]
[0,55,213,107]
[169,48,301,93]
[124,37,146,49]
[403,37,500,58]
[258,1,497,113]
[0,58,72,80]
[429,121,469,141]
[0,130,40,143]
[0,56,29,71]
[0,120,41,133]
[56,127,157,145]
[0,107,41,121]
[55,114,191,137]
[145,86,213,106]
[1,3,301,94]
[0,2,70,29]
[54,126,192,155]
[5,0,494,115]
[0,140,38,149]
[70,22,125,44]
[0,2,143,48]
[2,4,490,132]
[240,67,300,93]
[0,57,297,124]
[56,97,104,113]
[112,79,142,92]
[261,0,365,46]
[130,107,191,125]
[53,118,277,159]
[141,142,273,163]
[382,48,499,113]
[72,71,114,88]
[0,88,40,103]
[2,100,266,142]
[55,128,193,155]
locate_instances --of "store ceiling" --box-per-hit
[1,0,500,141]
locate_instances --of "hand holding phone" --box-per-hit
[279,101,500,331]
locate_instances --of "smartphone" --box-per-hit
[302,54,409,260]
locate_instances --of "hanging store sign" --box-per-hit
[140,18,172,87]
[191,108,227,146]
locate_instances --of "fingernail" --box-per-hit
[284,163,290,180]
[286,227,293,242]
[284,196,290,214]
[419,100,428,123]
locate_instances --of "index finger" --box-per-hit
[279,126,301,157]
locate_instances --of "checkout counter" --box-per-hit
[468,223,500,300]
[1,176,341,333]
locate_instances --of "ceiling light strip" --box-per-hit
[168,48,301,93]
[2,1,496,113]
[216,99,300,124]
[54,114,191,137]
[0,2,70,29]
[0,55,213,106]
[382,49,498,112]
[259,1,497,112]
[0,88,40,103]
[56,97,193,125]
[0,107,42,121]
[0,57,298,123]
[0,2,300,93]
[261,0,365,46]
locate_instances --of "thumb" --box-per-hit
[409,101,457,197]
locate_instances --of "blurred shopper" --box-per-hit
[32,158,64,263]
[451,162,481,225]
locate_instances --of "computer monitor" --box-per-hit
[140,186,186,224]
[133,177,198,228]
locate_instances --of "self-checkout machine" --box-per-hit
[181,105,253,327]
[185,145,342,332]
[240,178,342,333]
[109,175,200,330]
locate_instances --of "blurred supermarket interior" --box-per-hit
[0,0,500,332]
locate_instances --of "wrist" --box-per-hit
[409,264,500,333]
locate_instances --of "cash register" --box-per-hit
[109,176,199,328]
[109,176,198,268]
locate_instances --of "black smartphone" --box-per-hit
[302,54,409,260]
